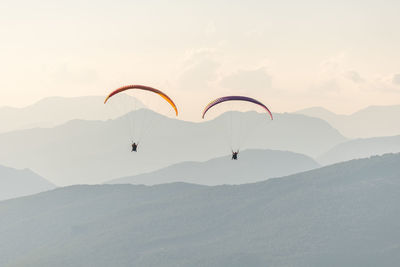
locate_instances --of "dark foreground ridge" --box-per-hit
[0,153,399,266]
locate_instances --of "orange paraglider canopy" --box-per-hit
[104,85,178,116]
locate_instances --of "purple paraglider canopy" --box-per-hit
[202,96,273,120]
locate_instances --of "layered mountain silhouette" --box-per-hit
[0,153,399,266]
[296,105,400,138]
[318,135,400,165]
[0,95,144,133]
[0,110,344,185]
[107,149,320,185]
[0,164,55,201]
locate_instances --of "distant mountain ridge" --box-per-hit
[0,95,144,133]
[318,135,400,165]
[0,153,399,266]
[0,110,345,185]
[107,149,320,185]
[296,104,400,138]
[0,164,55,201]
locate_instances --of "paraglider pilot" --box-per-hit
[232,150,239,160]
[131,142,138,152]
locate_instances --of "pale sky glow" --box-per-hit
[1,0,399,121]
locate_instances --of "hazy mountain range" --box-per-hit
[2,96,397,139]
[3,96,397,139]
[1,96,398,186]
[296,105,400,138]
[0,95,143,133]
[0,110,344,185]
[107,149,320,185]
[1,153,399,266]
[0,164,55,201]
[318,135,400,165]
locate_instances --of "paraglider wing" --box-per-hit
[104,85,178,116]
[202,96,273,120]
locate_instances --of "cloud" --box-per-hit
[319,54,346,75]
[182,48,216,66]
[362,74,400,93]
[178,48,220,91]
[310,79,341,95]
[343,71,364,83]
[220,67,272,92]
[392,74,400,86]
[205,21,216,36]
[49,64,98,85]
[179,60,219,90]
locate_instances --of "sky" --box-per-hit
[1,0,399,121]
